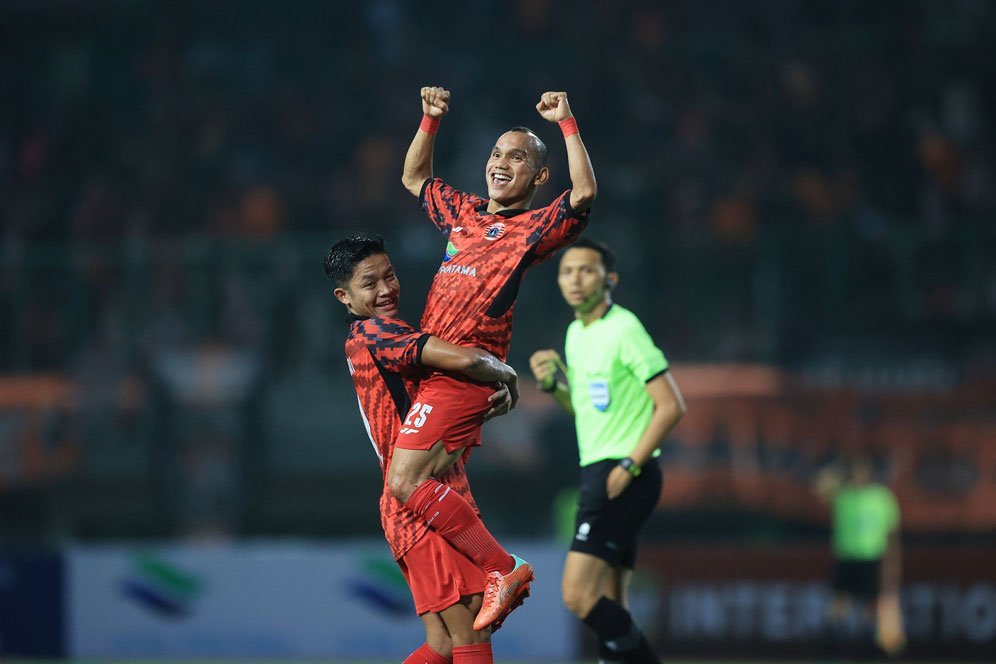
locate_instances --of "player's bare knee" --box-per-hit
[562,584,599,618]
[421,611,453,658]
[387,471,418,503]
[448,623,490,647]
[426,632,452,658]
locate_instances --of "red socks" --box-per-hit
[406,479,513,574]
[403,642,451,664]
[452,643,493,664]
[402,639,492,664]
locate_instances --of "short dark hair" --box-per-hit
[324,233,387,288]
[507,126,548,170]
[570,237,616,272]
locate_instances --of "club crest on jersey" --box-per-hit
[588,380,611,411]
[483,222,506,241]
[442,241,459,262]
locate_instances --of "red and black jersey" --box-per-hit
[418,178,589,360]
[344,314,478,560]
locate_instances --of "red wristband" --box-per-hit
[559,116,579,138]
[420,114,440,135]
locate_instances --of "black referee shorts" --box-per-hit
[570,458,663,569]
[832,558,882,601]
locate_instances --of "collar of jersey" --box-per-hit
[345,312,368,324]
[578,303,614,328]
[475,203,529,218]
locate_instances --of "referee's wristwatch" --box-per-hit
[619,457,642,478]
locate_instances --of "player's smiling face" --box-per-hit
[486,131,548,207]
[558,247,615,313]
[335,253,400,318]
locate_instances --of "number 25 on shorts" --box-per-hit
[401,402,433,434]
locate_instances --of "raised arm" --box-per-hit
[401,86,450,197]
[813,460,846,503]
[536,91,597,212]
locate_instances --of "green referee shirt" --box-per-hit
[564,304,669,467]
[832,484,900,560]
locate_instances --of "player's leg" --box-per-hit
[828,559,870,642]
[394,377,533,629]
[400,449,534,631]
[404,612,453,664]
[565,459,662,664]
[563,552,658,664]
[602,566,632,606]
[596,567,633,664]
[439,594,494,663]
[400,545,454,664]
[562,550,613,618]
[440,593,488,646]
[392,442,515,575]
[403,517,530,638]
[857,559,902,654]
[826,590,852,656]
[388,441,463,503]
[875,591,906,655]
[409,528,508,662]
[830,593,850,622]
[827,560,851,638]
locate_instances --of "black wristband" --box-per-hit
[619,457,642,477]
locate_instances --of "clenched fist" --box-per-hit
[421,86,450,118]
[536,91,573,123]
[529,349,565,390]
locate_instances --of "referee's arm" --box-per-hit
[626,372,686,467]
[529,349,574,415]
[546,380,574,415]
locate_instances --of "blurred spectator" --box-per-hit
[0,0,993,542]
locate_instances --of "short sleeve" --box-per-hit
[526,189,590,259]
[419,178,477,236]
[356,317,429,373]
[618,316,669,383]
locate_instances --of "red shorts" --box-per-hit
[396,374,494,453]
[398,531,487,615]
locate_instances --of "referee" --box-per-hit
[530,237,685,664]
[814,454,904,654]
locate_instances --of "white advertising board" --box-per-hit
[68,540,575,659]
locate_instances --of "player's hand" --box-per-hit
[536,91,572,123]
[529,349,563,391]
[505,372,520,411]
[484,383,512,421]
[606,465,633,500]
[421,86,450,118]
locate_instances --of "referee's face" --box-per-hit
[558,247,609,313]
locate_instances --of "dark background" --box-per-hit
[1,0,993,547]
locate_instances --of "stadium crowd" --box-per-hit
[0,0,993,541]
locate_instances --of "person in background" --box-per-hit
[815,454,905,656]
